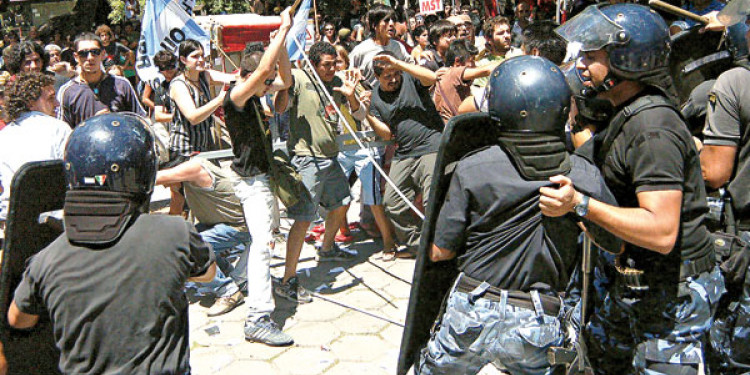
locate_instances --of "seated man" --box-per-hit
[8,113,215,375]
[156,158,249,317]
[417,56,619,375]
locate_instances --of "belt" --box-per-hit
[456,274,561,316]
[679,250,715,281]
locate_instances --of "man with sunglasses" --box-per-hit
[56,32,146,129]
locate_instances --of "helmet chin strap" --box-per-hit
[581,72,620,97]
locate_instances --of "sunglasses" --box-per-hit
[324,28,334,31]
[158,66,176,72]
[77,48,102,57]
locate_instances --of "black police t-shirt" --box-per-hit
[13,214,214,375]
[370,73,444,159]
[593,99,713,282]
[223,85,271,178]
[433,146,619,292]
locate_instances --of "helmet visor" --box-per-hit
[718,0,750,26]
[556,5,626,52]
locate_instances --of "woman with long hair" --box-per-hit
[168,39,232,160]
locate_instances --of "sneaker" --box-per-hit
[206,290,244,317]
[311,224,326,234]
[334,233,355,243]
[274,276,313,304]
[316,244,357,262]
[244,316,294,346]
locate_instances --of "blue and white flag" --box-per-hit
[286,0,312,61]
[136,0,209,86]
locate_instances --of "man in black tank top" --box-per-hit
[221,8,307,347]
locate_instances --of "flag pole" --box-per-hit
[291,38,426,221]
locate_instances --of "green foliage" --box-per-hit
[196,0,254,14]
[107,0,145,24]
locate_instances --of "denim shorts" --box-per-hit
[337,148,382,206]
[417,276,564,375]
[287,155,352,221]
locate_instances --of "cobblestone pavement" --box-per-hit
[188,228,414,375]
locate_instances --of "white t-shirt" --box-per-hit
[0,111,71,220]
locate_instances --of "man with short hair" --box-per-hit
[0,72,71,223]
[156,159,248,317]
[520,20,567,65]
[349,4,415,87]
[45,44,75,91]
[512,1,532,47]
[367,52,441,257]
[221,8,302,346]
[473,16,512,88]
[280,41,364,262]
[544,5,724,374]
[57,32,146,128]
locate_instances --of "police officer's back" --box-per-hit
[419,56,618,375]
[7,114,216,375]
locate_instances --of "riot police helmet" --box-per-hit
[487,55,572,180]
[63,113,158,245]
[556,4,671,82]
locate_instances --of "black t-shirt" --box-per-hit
[587,93,713,283]
[223,85,271,177]
[13,214,214,375]
[371,73,443,159]
[434,145,619,292]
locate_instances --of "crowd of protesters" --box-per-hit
[2,0,750,373]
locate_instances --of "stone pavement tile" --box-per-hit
[190,347,236,374]
[324,361,392,375]
[335,311,389,334]
[230,340,293,361]
[294,298,349,322]
[376,302,407,324]
[335,289,389,311]
[379,324,405,347]
[192,319,245,348]
[220,360,280,375]
[346,268,395,290]
[330,335,390,362]
[272,347,337,374]
[284,321,342,347]
[382,259,417,276]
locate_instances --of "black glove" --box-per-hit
[720,236,750,286]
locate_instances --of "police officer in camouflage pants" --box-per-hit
[542,4,725,375]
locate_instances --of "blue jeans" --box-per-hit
[587,266,725,375]
[417,276,564,375]
[186,223,250,298]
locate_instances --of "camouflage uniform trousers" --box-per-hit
[417,276,564,375]
[710,232,750,374]
[586,266,725,375]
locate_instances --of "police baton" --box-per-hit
[648,0,710,25]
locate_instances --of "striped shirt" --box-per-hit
[169,73,216,158]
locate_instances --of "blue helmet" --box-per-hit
[488,55,571,137]
[556,4,671,81]
[726,21,749,61]
[488,56,572,180]
[64,113,158,196]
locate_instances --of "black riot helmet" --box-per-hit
[63,113,158,245]
[488,55,572,180]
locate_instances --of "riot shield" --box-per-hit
[397,112,501,375]
[670,26,733,104]
[0,160,65,374]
